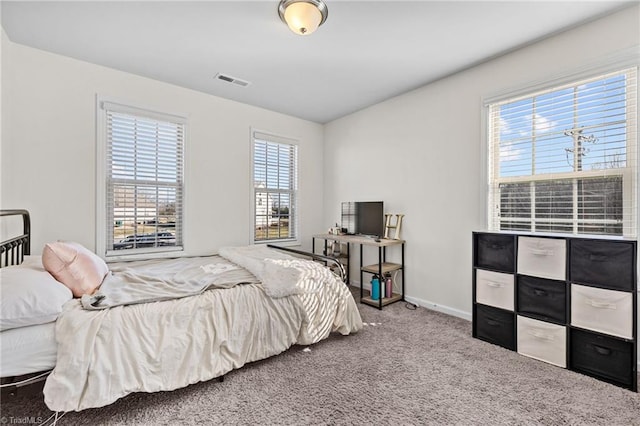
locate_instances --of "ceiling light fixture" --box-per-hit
[278,0,328,36]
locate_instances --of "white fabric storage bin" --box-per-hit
[517,316,567,368]
[517,237,566,281]
[571,284,633,339]
[475,269,514,311]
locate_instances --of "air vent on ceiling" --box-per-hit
[214,73,251,87]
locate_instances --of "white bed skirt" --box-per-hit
[0,322,56,377]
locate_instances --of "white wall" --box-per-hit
[1,6,638,319]
[0,38,324,255]
[323,6,640,319]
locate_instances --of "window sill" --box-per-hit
[104,246,184,262]
[253,239,300,247]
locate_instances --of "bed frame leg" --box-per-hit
[218,375,225,383]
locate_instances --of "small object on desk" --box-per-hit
[332,240,341,256]
[385,272,393,297]
[370,275,381,300]
[384,213,405,239]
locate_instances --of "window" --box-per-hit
[487,68,637,237]
[252,131,298,243]
[98,100,185,257]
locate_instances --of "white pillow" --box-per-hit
[0,264,73,331]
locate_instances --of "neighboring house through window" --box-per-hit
[487,68,637,237]
[252,130,298,243]
[97,99,185,257]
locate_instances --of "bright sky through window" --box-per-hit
[488,68,637,236]
[498,74,627,177]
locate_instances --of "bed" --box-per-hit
[0,209,363,412]
[0,210,58,384]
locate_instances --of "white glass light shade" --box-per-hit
[283,1,323,35]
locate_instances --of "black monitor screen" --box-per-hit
[356,201,384,238]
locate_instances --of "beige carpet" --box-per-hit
[2,289,639,425]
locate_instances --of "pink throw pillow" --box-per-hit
[42,241,109,297]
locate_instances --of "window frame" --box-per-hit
[250,129,299,245]
[96,96,187,260]
[483,61,638,238]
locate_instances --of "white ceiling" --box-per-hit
[1,1,634,123]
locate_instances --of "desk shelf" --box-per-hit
[312,234,405,310]
[361,293,403,308]
[362,262,402,274]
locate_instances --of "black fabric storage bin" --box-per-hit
[474,234,515,273]
[517,275,566,323]
[474,304,515,350]
[570,328,634,389]
[570,240,635,291]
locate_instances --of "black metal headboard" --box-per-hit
[0,209,31,268]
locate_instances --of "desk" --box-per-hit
[312,234,405,310]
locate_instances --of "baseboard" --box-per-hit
[404,295,472,322]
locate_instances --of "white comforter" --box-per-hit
[43,248,363,412]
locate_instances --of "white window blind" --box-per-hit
[488,68,637,237]
[103,102,185,255]
[252,131,298,243]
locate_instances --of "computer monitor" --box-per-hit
[341,201,384,238]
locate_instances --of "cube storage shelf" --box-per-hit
[472,231,637,391]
